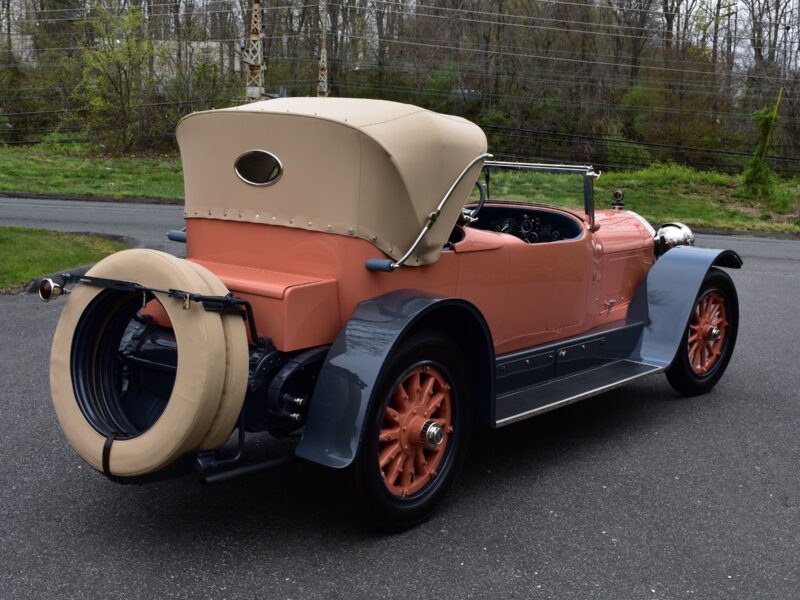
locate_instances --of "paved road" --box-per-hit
[0,197,185,254]
[1,196,797,263]
[1,198,800,599]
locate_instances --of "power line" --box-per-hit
[2,0,792,25]
[359,0,738,43]
[484,125,800,163]
[2,1,795,54]
[1,7,796,86]
[0,98,240,118]
[367,0,799,32]
[2,3,303,26]
[3,38,788,103]
[0,27,770,74]
[269,69,800,124]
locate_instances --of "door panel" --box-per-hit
[546,236,593,331]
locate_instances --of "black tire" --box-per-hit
[665,268,739,396]
[351,330,472,532]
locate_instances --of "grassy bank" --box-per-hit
[483,163,800,235]
[0,227,126,290]
[1,144,798,234]
[0,143,183,200]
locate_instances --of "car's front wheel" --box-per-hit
[665,268,739,396]
[351,330,472,532]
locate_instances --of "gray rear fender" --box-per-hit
[627,246,742,368]
[295,291,494,469]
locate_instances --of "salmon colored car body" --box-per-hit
[44,98,741,530]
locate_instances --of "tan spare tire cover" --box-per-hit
[50,249,245,477]
[185,260,249,450]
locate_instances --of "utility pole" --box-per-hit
[243,0,265,102]
[317,0,328,97]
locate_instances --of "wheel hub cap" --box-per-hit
[421,421,445,449]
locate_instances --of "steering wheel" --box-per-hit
[463,180,486,224]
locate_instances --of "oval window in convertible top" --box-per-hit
[234,150,283,186]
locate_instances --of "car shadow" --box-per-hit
[75,376,684,544]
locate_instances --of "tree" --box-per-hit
[74,6,161,152]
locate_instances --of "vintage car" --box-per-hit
[41,98,741,531]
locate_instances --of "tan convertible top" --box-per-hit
[177,97,488,265]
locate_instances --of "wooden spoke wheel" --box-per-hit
[687,290,729,376]
[352,331,471,532]
[666,268,739,396]
[378,365,453,498]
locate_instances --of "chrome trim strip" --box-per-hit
[484,160,594,174]
[494,362,664,427]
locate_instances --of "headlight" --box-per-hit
[655,222,695,256]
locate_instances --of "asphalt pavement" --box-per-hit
[1,198,799,599]
[0,197,185,254]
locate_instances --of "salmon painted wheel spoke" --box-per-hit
[401,456,414,488]
[425,392,445,417]
[386,453,404,485]
[384,406,401,424]
[392,386,410,413]
[687,290,728,375]
[378,365,453,498]
[414,448,428,471]
[379,441,401,469]
[379,427,399,443]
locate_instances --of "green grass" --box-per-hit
[1,144,799,234]
[0,142,183,200]
[474,162,800,235]
[0,226,126,290]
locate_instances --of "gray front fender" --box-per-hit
[627,246,742,368]
[295,290,492,469]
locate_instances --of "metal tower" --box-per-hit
[317,0,328,97]
[243,0,265,101]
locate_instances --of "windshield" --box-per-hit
[468,165,589,213]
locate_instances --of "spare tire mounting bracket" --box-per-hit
[59,272,267,348]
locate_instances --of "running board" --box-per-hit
[494,360,663,427]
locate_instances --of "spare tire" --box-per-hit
[50,249,245,477]
[185,260,249,451]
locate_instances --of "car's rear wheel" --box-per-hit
[665,268,739,396]
[351,330,471,532]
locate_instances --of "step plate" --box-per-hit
[494,360,663,427]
